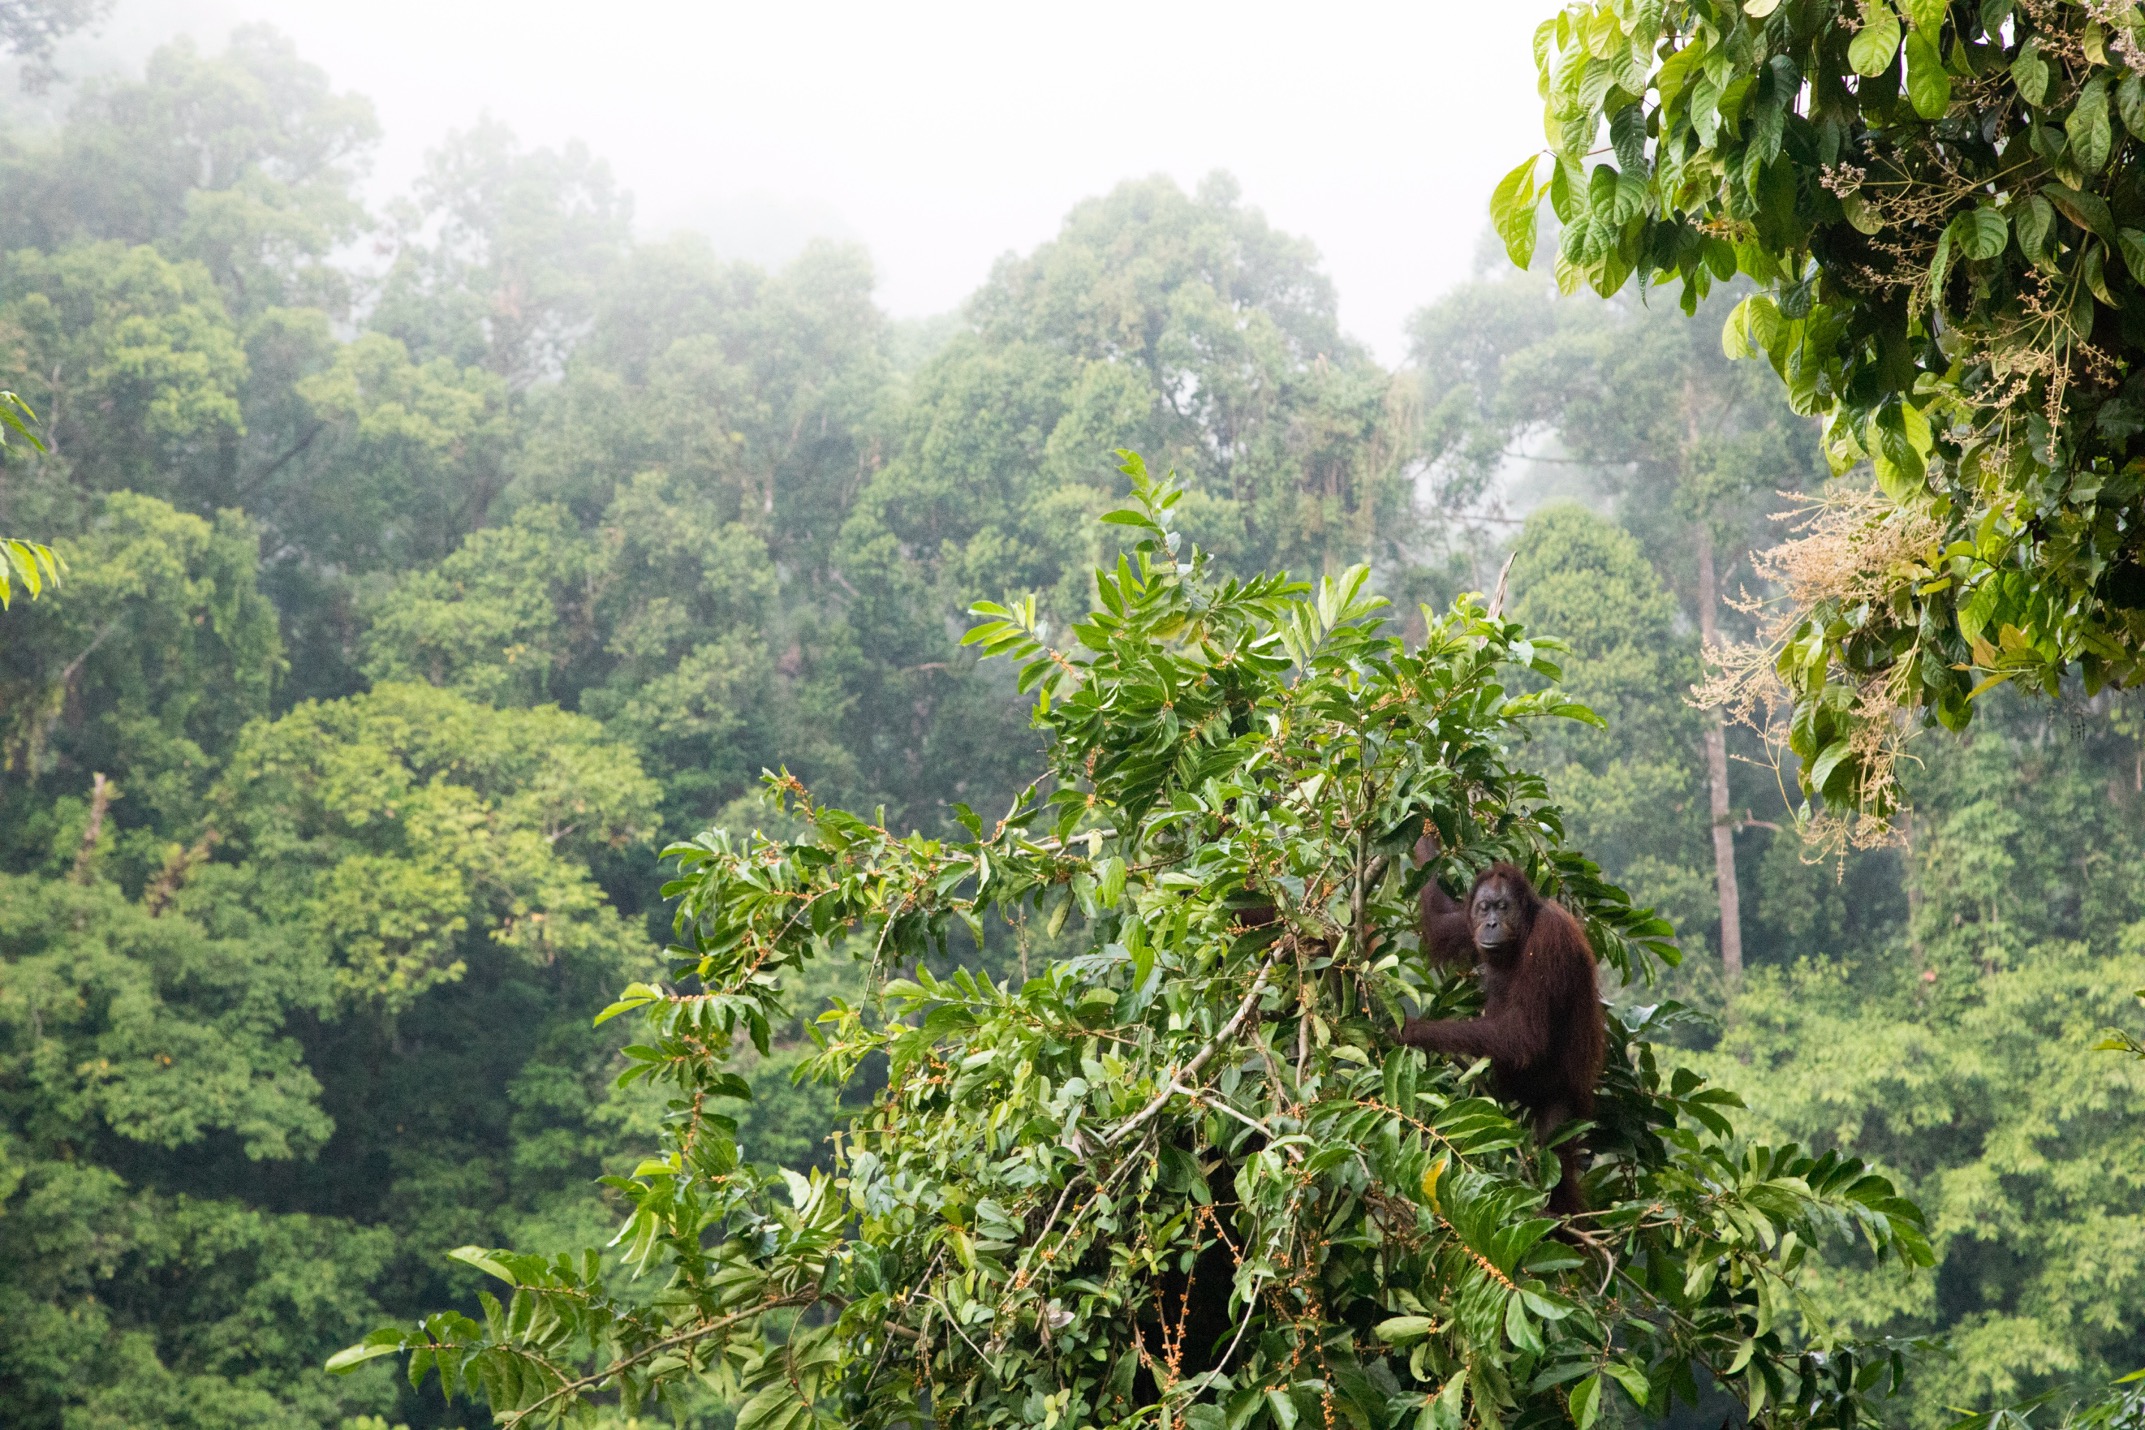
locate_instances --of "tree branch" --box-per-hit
[498,1292,818,1427]
[1104,949,1282,1147]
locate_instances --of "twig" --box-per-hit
[1488,550,1519,618]
[1104,951,1282,1146]
[920,1291,994,1365]
[498,1293,816,1426]
[1171,1082,1289,1151]
[1016,1170,1092,1279]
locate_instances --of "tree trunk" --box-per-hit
[1695,524,1744,982]
[72,772,111,884]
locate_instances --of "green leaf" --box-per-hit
[1807,739,1856,799]
[1841,189,1882,234]
[1902,0,1946,28]
[2119,72,2145,137]
[1375,1315,1437,1343]
[2083,244,2118,306]
[2118,229,2145,282]
[1952,206,2008,260]
[1432,1370,1468,1430]
[1569,1374,1603,1430]
[1849,1,1903,77]
[1722,294,1774,359]
[447,1246,519,1284]
[2044,184,2116,244]
[1904,28,1951,117]
[2011,36,2050,105]
[2067,76,2113,173]
[1605,1360,1651,1407]
[1490,155,1543,269]
[593,981,664,1026]
[0,390,44,452]
[1928,223,1956,296]
[735,1382,810,1430]
[325,1335,407,1374]
[1265,1387,1301,1430]
[2015,193,2056,264]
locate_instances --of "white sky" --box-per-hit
[56,0,1549,362]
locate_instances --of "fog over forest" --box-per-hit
[1,3,2142,1430]
[3,0,1548,358]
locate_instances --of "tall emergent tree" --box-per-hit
[334,459,1928,1429]
[1495,0,2145,834]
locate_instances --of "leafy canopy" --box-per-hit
[335,456,1928,1430]
[1493,0,2145,828]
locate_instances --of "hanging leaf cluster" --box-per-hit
[330,454,1931,1429]
[0,390,60,612]
[1493,0,2145,824]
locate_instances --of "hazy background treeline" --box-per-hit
[1,27,2140,1430]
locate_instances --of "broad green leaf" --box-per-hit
[447,1246,519,1284]
[1928,224,1956,296]
[2119,72,2145,137]
[2066,77,2113,173]
[2015,193,2056,264]
[735,1382,810,1430]
[1570,1373,1603,1430]
[1849,1,1902,76]
[1904,29,1951,117]
[1807,739,1856,799]
[1899,398,1933,458]
[1902,0,1945,29]
[0,390,43,452]
[593,981,664,1025]
[1952,206,2008,260]
[1491,155,1543,269]
[1722,295,1759,358]
[2118,229,2145,282]
[325,1338,405,1374]
[1433,1369,1468,1430]
[1375,1315,1437,1343]
[1605,1360,1651,1406]
[2011,36,2050,105]
[2082,244,2118,306]
[2044,184,2116,244]
[1842,189,1882,234]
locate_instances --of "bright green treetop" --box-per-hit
[333,456,1928,1430]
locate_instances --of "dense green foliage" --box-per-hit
[1413,262,2145,1427]
[338,460,1929,1430]
[0,20,2141,1430]
[1497,0,2145,828]
[1689,699,2145,1424]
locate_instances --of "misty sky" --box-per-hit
[47,0,1547,361]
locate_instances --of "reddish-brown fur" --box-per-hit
[1402,859,1606,1214]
